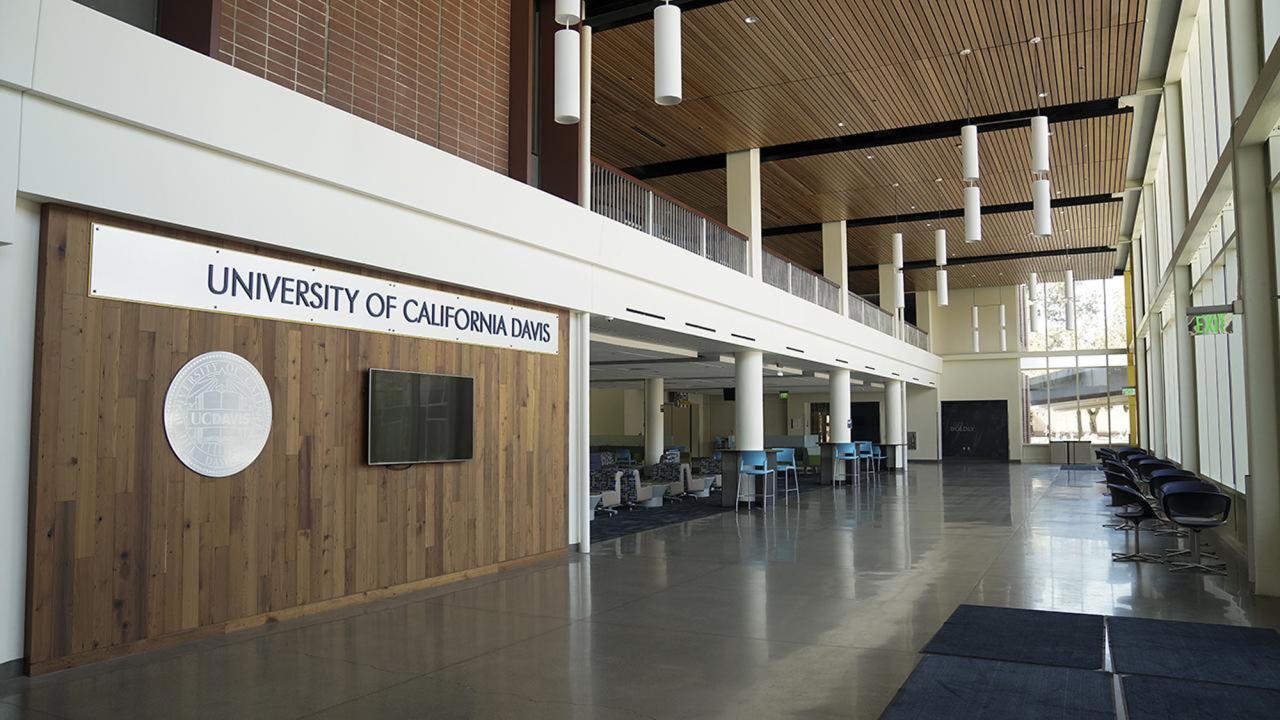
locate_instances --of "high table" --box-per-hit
[717,450,780,508]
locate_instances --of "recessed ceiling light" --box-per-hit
[892,182,900,187]
[866,153,875,159]
[744,15,758,24]
[837,121,846,127]
[910,205,917,209]
[1038,91,1049,98]
[935,177,943,182]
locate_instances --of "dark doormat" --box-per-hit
[921,604,1106,670]
[1107,616,1280,690]
[1122,674,1280,719]
[880,655,1114,720]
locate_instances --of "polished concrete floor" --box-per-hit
[3,462,1278,719]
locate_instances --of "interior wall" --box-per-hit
[214,0,512,174]
[930,286,1020,356]
[907,386,941,460]
[938,357,1023,461]
[24,206,569,673]
[0,199,40,667]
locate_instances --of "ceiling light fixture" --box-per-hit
[745,15,759,24]
[958,48,981,245]
[553,18,581,124]
[655,2,683,105]
[935,228,949,306]
[1029,36,1052,238]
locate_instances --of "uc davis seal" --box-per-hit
[164,351,272,477]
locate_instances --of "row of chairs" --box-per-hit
[734,449,803,510]
[833,441,885,485]
[1098,446,1232,575]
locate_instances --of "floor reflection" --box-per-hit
[3,463,1277,720]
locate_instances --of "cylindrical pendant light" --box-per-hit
[1030,115,1050,175]
[554,28,581,124]
[964,185,981,243]
[554,0,582,25]
[962,124,979,181]
[1064,270,1076,331]
[895,270,906,311]
[971,305,981,353]
[654,2,682,106]
[1032,178,1052,237]
[937,269,949,307]
[892,232,904,270]
[1028,273,1043,334]
[934,228,947,266]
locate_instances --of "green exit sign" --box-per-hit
[1187,312,1233,335]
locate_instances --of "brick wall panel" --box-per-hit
[219,0,508,174]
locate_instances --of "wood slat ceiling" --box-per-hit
[589,0,1146,292]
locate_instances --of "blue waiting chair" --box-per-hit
[833,443,858,486]
[870,444,886,472]
[772,448,800,497]
[737,450,775,510]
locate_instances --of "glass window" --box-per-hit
[1106,277,1128,349]
[1075,279,1107,349]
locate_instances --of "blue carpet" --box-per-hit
[922,604,1106,670]
[880,655,1114,720]
[1108,616,1280,690]
[1122,674,1280,719]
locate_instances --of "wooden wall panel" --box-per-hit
[25,205,569,673]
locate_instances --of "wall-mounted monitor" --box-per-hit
[368,369,474,465]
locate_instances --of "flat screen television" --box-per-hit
[367,369,474,465]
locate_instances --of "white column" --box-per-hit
[885,380,905,466]
[1135,339,1150,449]
[734,350,764,450]
[822,219,849,315]
[1228,0,1280,594]
[568,312,592,552]
[644,377,665,465]
[829,368,851,444]
[1172,265,1199,472]
[727,148,763,280]
[877,263,898,313]
[1162,83,1189,240]
[577,25,592,208]
[1147,313,1167,458]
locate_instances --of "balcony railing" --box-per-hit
[590,160,929,351]
[762,251,842,312]
[903,322,930,351]
[849,292,895,336]
[591,161,749,274]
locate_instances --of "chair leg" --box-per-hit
[1168,530,1227,574]
[1112,521,1162,563]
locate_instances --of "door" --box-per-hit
[941,400,1009,460]
[850,402,881,442]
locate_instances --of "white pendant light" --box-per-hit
[934,227,949,305]
[892,232,904,270]
[1029,273,1044,334]
[1030,115,1050,175]
[1032,178,1052,237]
[971,305,981,353]
[1064,269,1076,331]
[554,27,581,124]
[999,304,1008,352]
[554,0,582,25]
[895,270,906,311]
[964,185,981,243]
[654,2,682,106]
[962,124,980,181]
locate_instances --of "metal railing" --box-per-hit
[591,161,749,274]
[762,252,842,312]
[590,160,930,351]
[903,322,930,351]
[848,292,895,336]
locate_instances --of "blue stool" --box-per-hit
[772,448,800,497]
[832,443,857,486]
[737,451,775,510]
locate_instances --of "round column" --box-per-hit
[644,377,665,465]
[734,350,764,450]
[829,368,851,444]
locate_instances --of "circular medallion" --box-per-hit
[164,351,272,478]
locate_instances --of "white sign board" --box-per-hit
[89,224,560,354]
